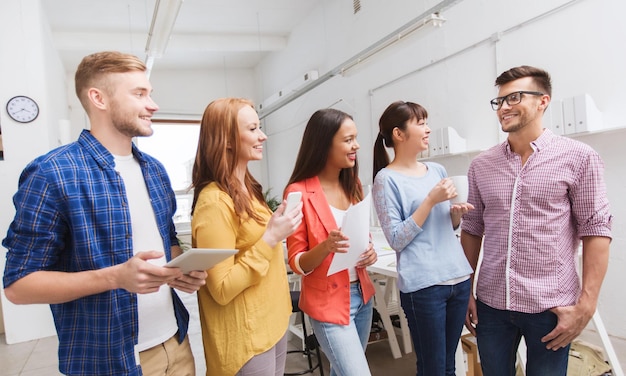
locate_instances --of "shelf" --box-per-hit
[562,125,625,139]
[419,149,483,161]
[419,125,625,162]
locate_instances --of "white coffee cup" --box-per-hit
[449,175,468,204]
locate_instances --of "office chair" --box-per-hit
[285,291,324,376]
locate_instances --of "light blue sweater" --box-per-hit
[372,162,473,293]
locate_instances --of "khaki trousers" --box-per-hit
[139,334,196,376]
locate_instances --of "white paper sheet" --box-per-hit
[327,193,371,276]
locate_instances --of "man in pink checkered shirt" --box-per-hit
[460,65,612,376]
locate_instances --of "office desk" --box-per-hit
[368,253,411,359]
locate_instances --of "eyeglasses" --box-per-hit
[490,91,544,111]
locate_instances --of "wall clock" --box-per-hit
[6,95,39,123]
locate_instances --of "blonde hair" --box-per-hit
[74,51,146,113]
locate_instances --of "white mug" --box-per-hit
[449,175,468,204]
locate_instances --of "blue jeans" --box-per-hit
[476,300,570,376]
[309,282,373,376]
[400,279,470,376]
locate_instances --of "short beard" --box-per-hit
[109,101,152,138]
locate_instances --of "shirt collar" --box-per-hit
[503,128,555,156]
[530,128,554,152]
[77,130,147,169]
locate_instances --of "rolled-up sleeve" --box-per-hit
[571,152,612,238]
[3,163,64,287]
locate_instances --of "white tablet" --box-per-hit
[165,248,237,274]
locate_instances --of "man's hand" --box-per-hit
[115,251,183,294]
[543,236,610,350]
[465,294,478,336]
[542,303,595,350]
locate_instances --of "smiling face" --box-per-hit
[402,116,430,153]
[326,117,359,170]
[236,104,266,165]
[106,71,159,138]
[497,76,547,134]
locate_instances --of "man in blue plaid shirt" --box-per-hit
[3,51,207,375]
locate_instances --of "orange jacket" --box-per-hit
[285,177,375,325]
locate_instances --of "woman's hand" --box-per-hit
[324,229,350,254]
[262,200,303,248]
[168,270,207,293]
[450,203,474,215]
[356,242,377,268]
[426,178,457,204]
[450,202,474,228]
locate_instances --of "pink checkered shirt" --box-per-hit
[461,129,612,313]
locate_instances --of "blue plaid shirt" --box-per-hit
[3,130,189,375]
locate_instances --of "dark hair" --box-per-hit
[191,98,265,221]
[495,65,552,97]
[287,108,363,203]
[373,101,428,181]
[75,51,146,113]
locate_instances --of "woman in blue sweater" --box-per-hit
[372,101,474,376]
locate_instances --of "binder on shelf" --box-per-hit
[441,127,467,154]
[573,93,604,133]
[561,93,604,135]
[544,99,564,135]
[562,97,577,135]
[428,128,442,156]
[435,129,445,155]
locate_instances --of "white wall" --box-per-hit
[147,68,263,179]
[151,68,256,116]
[0,0,69,343]
[255,0,626,339]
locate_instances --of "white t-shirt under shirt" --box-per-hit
[113,154,178,352]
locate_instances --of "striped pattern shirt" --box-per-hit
[461,129,612,313]
[3,130,189,375]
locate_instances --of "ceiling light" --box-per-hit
[339,12,447,75]
[145,0,184,74]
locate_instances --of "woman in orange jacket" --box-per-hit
[284,108,378,376]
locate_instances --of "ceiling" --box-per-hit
[42,0,322,73]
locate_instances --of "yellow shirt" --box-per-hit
[192,183,291,375]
